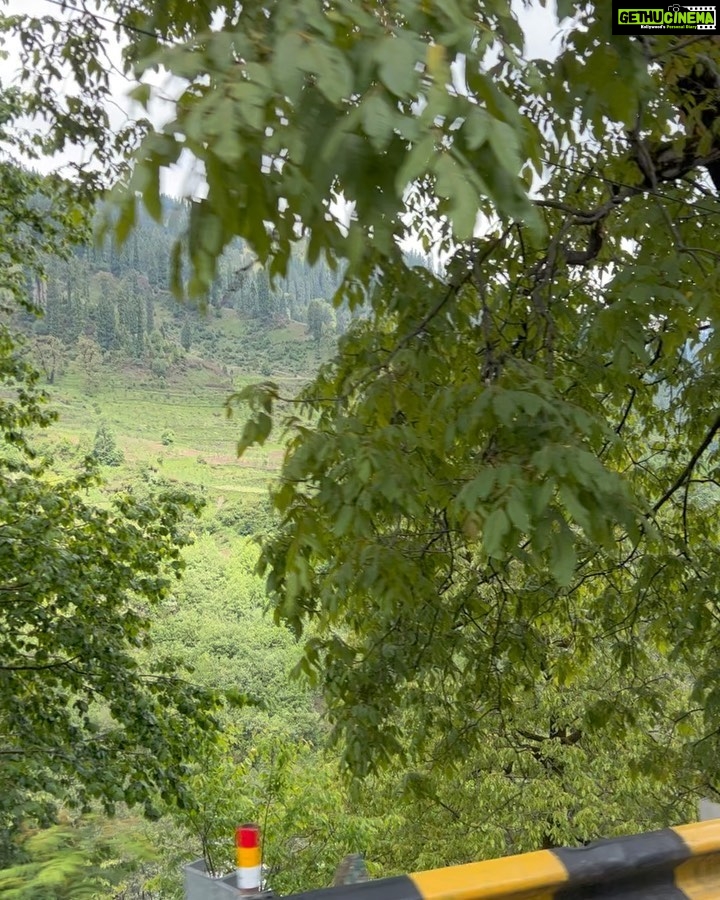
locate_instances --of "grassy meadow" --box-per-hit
[31,307,328,515]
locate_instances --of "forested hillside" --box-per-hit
[20,196,350,379]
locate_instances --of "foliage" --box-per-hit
[0,96,88,303]
[0,823,103,899]
[359,650,702,868]
[209,494,275,536]
[306,299,335,344]
[15,198,341,372]
[93,0,720,831]
[0,370,219,821]
[0,525,328,899]
[0,73,222,871]
[94,533,362,898]
[0,814,160,900]
[166,731,392,895]
[152,533,318,741]
[7,0,720,875]
[31,336,66,385]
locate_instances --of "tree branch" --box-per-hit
[0,654,83,672]
[653,411,720,513]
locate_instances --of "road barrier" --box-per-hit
[186,819,720,900]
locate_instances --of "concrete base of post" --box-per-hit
[185,859,274,899]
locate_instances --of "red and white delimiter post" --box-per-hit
[236,824,262,893]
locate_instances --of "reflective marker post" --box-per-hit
[236,824,262,894]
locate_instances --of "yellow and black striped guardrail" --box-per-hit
[286,820,720,900]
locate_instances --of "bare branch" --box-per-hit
[653,412,720,513]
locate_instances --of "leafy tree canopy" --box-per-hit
[6,0,720,840]
[0,79,221,854]
[0,333,219,827]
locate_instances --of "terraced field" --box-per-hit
[30,316,324,518]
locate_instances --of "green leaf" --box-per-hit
[434,152,478,240]
[128,82,151,107]
[213,128,244,165]
[557,0,578,21]
[115,195,136,245]
[507,494,531,532]
[375,36,420,98]
[362,93,396,151]
[487,119,523,177]
[199,217,223,262]
[550,525,576,587]
[271,32,307,103]
[229,82,267,131]
[463,106,491,149]
[299,41,353,105]
[483,508,510,558]
[463,469,496,506]
[141,169,162,222]
[394,133,436,193]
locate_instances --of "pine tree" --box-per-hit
[92,422,124,466]
[96,295,117,351]
[180,319,192,352]
[132,292,145,357]
[145,295,154,333]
